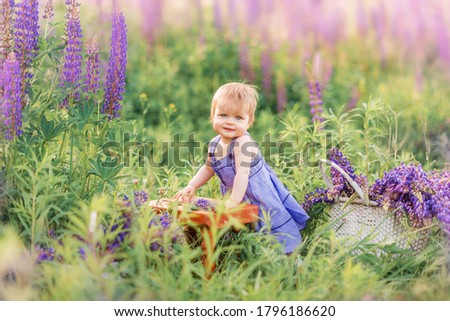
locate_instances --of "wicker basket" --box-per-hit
[319,159,429,252]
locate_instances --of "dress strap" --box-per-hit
[208,135,221,159]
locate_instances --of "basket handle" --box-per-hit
[319,159,370,205]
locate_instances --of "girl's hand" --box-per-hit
[174,184,196,202]
[224,198,239,210]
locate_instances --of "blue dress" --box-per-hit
[209,134,310,253]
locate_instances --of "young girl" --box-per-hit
[175,82,309,254]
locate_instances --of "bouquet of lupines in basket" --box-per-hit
[302,147,368,212]
[368,163,436,228]
[302,147,450,236]
[429,170,450,236]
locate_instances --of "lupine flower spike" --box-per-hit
[101,7,127,119]
[42,0,54,20]
[139,0,163,46]
[276,71,287,113]
[84,35,100,95]
[60,0,83,108]
[2,52,23,140]
[13,0,39,107]
[239,41,255,82]
[0,0,15,82]
[260,29,273,96]
[306,62,324,126]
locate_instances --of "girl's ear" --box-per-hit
[210,102,217,120]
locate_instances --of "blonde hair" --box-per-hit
[210,82,259,126]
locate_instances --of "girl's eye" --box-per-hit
[219,114,227,117]
[236,116,243,120]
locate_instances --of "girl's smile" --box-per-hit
[213,108,250,142]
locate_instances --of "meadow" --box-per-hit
[0,0,449,300]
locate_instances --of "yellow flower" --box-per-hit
[139,93,148,102]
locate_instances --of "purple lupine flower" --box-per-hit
[101,7,127,119]
[0,0,15,77]
[60,0,83,107]
[48,229,56,239]
[13,0,39,106]
[159,211,171,229]
[328,147,362,198]
[122,190,148,208]
[261,43,273,96]
[42,0,54,20]
[227,0,238,37]
[212,0,222,31]
[83,35,100,94]
[415,68,424,93]
[239,41,255,82]
[122,194,131,207]
[371,3,387,66]
[150,242,161,251]
[276,73,287,113]
[356,1,368,38]
[369,163,435,228]
[0,0,15,101]
[346,87,359,111]
[317,7,341,50]
[36,246,55,262]
[78,247,86,259]
[105,210,133,253]
[95,0,107,26]
[194,0,205,45]
[133,190,148,207]
[2,52,23,140]
[433,9,450,66]
[193,198,216,211]
[246,0,261,27]
[140,0,162,45]
[302,187,334,213]
[306,61,324,125]
[302,147,368,212]
[429,170,450,237]
[282,0,302,56]
[147,211,183,255]
[312,53,332,89]
[307,76,324,125]
[149,211,171,229]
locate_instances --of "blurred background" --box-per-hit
[60,0,450,165]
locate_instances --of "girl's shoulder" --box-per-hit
[234,133,253,144]
[233,134,258,155]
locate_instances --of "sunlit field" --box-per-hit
[0,0,449,300]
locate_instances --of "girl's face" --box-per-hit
[212,105,251,143]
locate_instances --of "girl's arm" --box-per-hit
[175,153,214,201]
[188,163,214,189]
[226,135,258,208]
